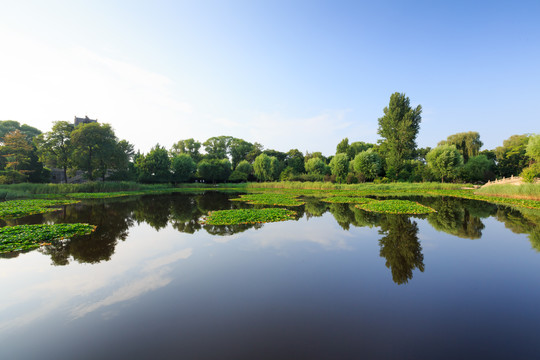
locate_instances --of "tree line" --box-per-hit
[0,92,538,184]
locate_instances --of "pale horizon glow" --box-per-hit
[0,1,538,155]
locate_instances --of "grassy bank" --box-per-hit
[475,183,540,201]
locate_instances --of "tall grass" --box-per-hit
[475,183,540,200]
[247,181,467,191]
[0,182,169,200]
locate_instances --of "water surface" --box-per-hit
[1,192,540,359]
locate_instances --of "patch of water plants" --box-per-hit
[355,199,436,215]
[0,223,96,253]
[202,208,297,225]
[0,199,80,219]
[321,196,378,204]
[231,193,305,206]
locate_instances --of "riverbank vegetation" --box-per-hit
[0,93,537,190]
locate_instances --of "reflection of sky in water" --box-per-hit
[0,224,193,331]
[1,196,540,359]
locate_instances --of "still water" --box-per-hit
[1,192,540,359]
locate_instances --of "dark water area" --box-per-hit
[1,192,540,359]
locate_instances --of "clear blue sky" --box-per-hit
[0,0,538,155]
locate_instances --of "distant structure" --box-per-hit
[74,116,97,126]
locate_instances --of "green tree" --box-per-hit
[461,154,493,183]
[35,121,74,183]
[526,134,540,162]
[1,130,33,172]
[336,138,349,156]
[171,153,196,183]
[71,123,119,180]
[135,144,171,183]
[329,153,349,183]
[439,131,483,163]
[171,138,202,163]
[227,138,253,168]
[253,153,273,181]
[352,149,382,180]
[426,144,463,182]
[305,157,326,175]
[348,141,374,160]
[229,160,252,182]
[197,158,231,183]
[203,136,232,160]
[0,121,41,141]
[494,134,530,177]
[377,92,422,177]
[285,149,305,174]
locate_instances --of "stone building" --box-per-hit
[74,116,97,126]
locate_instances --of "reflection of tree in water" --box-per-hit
[328,203,356,230]
[132,195,172,230]
[39,200,135,265]
[304,197,328,219]
[426,197,496,239]
[170,195,202,234]
[378,215,424,285]
[495,207,540,251]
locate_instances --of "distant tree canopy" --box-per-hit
[426,145,463,182]
[494,134,531,177]
[0,120,41,141]
[377,92,422,178]
[439,131,483,163]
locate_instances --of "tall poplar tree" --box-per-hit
[377,93,422,178]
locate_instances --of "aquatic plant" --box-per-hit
[0,199,79,219]
[231,193,305,206]
[0,223,96,253]
[355,200,436,214]
[202,208,297,225]
[321,196,377,204]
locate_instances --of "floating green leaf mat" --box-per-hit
[0,223,96,253]
[202,208,297,225]
[0,199,80,219]
[321,196,377,204]
[355,199,436,214]
[230,194,304,206]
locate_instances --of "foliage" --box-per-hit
[0,223,96,253]
[285,149,305,174]
[197,158,231,183]
[461,154,494,183]
[170,138,202,163]
[34,121,74,183]
[203,136,231,160]
[352,149,382,180]
[494,134,530,177]
[0,199,79,218]
[526,134,540,162]
[336,138,350,156]
[2,129,33,172]
[426,144,464,182]
[329,153,349,183]
[231,193,304,206]
[439,131,483,163]
[305,157,327,175]
[253,153,273,181]
[521,163,540,183]
[135,144,171,183]
[70,123,119,181]
[202,208,296,225]
[171,153,196,182]
[377,92,422,176]
[356,200,436,214]
[229,138,255,168]
[0,120,41,141]
[321,196,377,204]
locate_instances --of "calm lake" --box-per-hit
[1,192,540,359]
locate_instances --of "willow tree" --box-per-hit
[377,92,422,178]
[438,131,483,163]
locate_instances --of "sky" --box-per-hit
[0,0,538,156]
